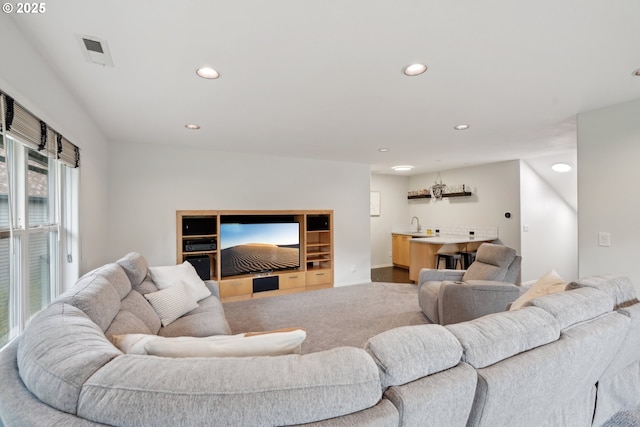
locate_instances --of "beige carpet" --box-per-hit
[223,282,430,354]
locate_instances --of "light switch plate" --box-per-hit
[598,232,611,247]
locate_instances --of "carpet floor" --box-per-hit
[222,282,429,354]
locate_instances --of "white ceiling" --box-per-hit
[8,1,640,196]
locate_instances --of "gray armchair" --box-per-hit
[418,243,522,325]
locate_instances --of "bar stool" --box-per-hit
[436,253,462,269]
[435,244,462,270]
[460,251,477,269]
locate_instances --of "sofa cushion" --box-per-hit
[383,362,477,427]
[446,307,560,368]
[418,281,443,324]
[55,263,130,332]
[144,283,199,327]
[462,243,516,282]
[463,263,507,282]
[77,347,382,427]
[592,305,640,427]
[116,252,149,288]
[104,288,164,339]
[158,294,232,337]
[529,287,614,330]
[149,261,211,302]
[300,399,400,427]
[567,275,637,308]
[17,303,121,415]
[510,269,567,311]
[467,311,628,427]
[136,278,160,295]
[105,310,153,339]
[118,289,161,334]
[365,324,462,388]
[606,303,640,374]
[204,279,221,299]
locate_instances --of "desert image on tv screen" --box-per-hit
[220,222,300,277]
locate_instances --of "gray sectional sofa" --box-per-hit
[0,252,639,426]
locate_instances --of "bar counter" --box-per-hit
[408,235,497,282]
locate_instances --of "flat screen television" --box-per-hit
[220,221,300,277]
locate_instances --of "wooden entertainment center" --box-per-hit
[176,210,333,302]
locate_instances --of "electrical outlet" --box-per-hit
[598,232,611,247]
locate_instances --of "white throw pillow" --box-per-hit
[510,269,567,311]
[149,261,211,302]
[145,328,307,358]
[144,282,199,326]
[112,333,200,355]
[111,333,159,355]
[110,328,306,357]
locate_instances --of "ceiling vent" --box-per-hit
[77,34,114,67]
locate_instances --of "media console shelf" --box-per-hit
[176,210,333,301]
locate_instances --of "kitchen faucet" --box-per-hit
[411,216,421,232]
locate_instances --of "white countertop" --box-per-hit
[410,234,497,244]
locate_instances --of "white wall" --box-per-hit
[3,12,372,288]
[0,14,110,280]
[108,141,371,287]
[370,173,409,268]
[407,161,521,253]
[577,98,640,293]
[520,161,578,282]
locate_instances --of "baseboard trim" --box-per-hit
[371,263,394,269]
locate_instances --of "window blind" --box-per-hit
[2,95,40,150]
[1,91,80,167]
[57,134,80,168]
[43,126,59,159]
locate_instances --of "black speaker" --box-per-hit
[253,276,279,293]
[307,215,329,231]
[186,256,211,280]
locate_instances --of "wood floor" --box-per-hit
[370,266,412,284]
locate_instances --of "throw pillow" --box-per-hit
[110,328,306,357]
[145,328,306,358]
[148,261,211,302]
[144,282,199,326]
[509,269,567,311]
[111,333,159,355]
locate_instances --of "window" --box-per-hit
[0,92,79,348]
[0,136,9,345]
[26,148,56,318]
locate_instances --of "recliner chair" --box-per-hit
[418,243,521,325]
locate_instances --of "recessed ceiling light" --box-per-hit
[185,124,200,130]
[454,124,470,130]
[551,162,572,172]
[402,64,427,76]
[633,68,640,77]
[196,67,220,79]
[378,148,389,152]
[392,165,414,171]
